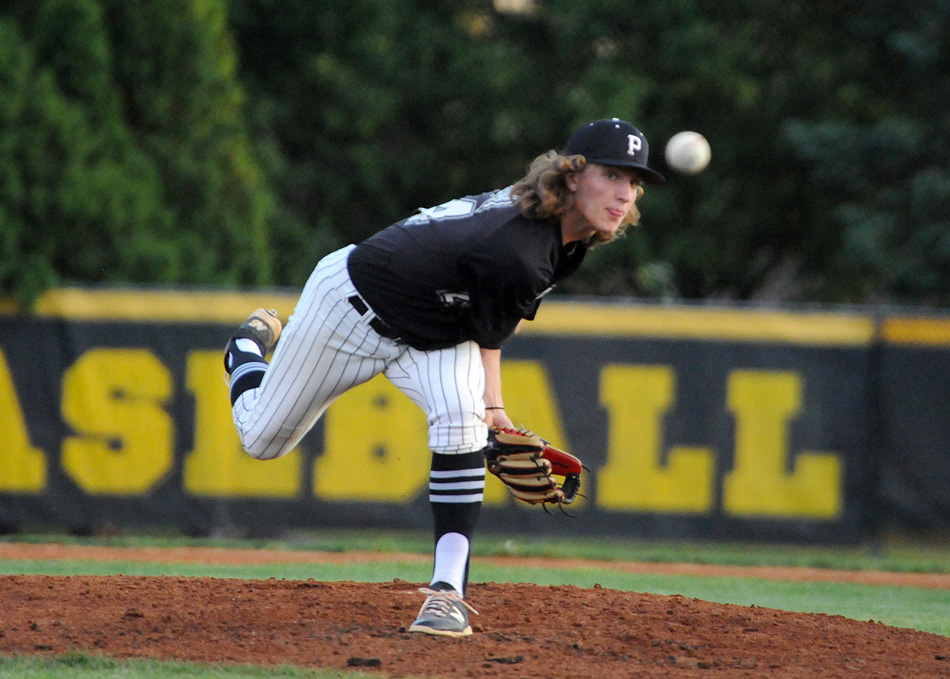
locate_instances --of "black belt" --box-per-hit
[348,295,402,341]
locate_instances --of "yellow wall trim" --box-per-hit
[0,287,895,346]
[881,317,950,347]
[29,288,299,324]
[524,302,874,346]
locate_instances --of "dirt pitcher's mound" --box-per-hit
[0,575,947,678]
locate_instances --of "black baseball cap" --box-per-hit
[564,118,666,184]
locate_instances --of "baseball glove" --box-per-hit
[486,426,584,506]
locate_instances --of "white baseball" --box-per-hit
[665,131,711,175]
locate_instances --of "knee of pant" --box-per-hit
[238,425,295,461]
[427,408,488,455]
[428,425,489,455]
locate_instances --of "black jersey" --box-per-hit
[347,188,587,351]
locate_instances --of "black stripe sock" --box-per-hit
[429,449,486,593]
[226,340,268,405]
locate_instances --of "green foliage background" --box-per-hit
[2,0,948,307]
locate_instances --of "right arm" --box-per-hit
[480,347,514,429]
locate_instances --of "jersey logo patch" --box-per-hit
[437,290,471,308]
[405,197,478,226]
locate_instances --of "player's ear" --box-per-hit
[565,171,578,192]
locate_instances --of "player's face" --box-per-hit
[564,164,641,241]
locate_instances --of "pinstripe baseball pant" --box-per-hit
[232,245,489,462]
[229,245,488,593]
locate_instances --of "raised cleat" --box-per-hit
[408,585,477,638]
[233,308,282,354]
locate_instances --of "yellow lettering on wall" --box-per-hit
[315,375,429,501]
[0,350,46,492]
[723,370,842,518]
[61,349,173,494]
[490,360,572,505]
[598,365,714,512]
[184,351,302,497]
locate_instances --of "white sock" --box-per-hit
[430,532,469,594]
[235,338,263,355]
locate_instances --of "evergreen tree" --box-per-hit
[0,0,275,307]
[0,3,174,306]
[3,1,947,306]
[787,1,950,305]
[101,0,275,287]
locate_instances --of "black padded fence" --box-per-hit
[1,288,947,542]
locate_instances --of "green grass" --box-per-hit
[1,531,948,678]
[0,654,375,678]
[7,529,950,573]
[0,558,433,583]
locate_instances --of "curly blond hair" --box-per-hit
[510,151,644,245]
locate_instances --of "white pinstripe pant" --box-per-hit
[232,245,489,464]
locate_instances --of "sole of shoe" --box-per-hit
[240,309,282,352]
[408,623,473,638]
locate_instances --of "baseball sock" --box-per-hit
[430,532,470,594]
[428,449,485,595]
[225,339,267,405]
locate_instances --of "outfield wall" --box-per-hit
[0,288,947,541]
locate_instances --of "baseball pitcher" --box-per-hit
[223,118,665,636]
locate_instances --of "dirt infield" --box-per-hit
[0,543,948,678]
